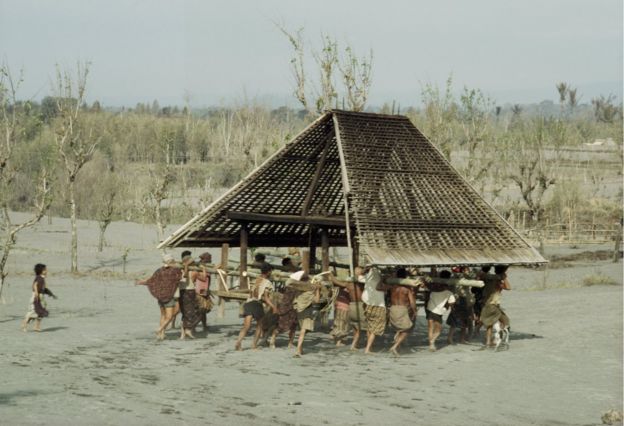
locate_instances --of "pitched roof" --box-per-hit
[160,110,545,266]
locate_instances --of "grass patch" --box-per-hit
[582,273,618,287]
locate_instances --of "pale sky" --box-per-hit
[1,0,622,107]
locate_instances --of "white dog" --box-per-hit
[492,321,509,351]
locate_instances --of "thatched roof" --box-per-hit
[160,110,545,266]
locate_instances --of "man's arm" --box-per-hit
[263,291,277,313]
[501,276,511,291]
[408,288,417,313]
[329,274,354,291]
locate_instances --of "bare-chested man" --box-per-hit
[329,267,366,350]
[235,263,277,351]
[380,268,418,356]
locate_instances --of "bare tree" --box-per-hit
[96,174,118,252]
[0,64,52,299]
[591,94,621,123]
[147,164,175,244]
[277,25,374,115]
[338,46,373,112]
[505,117,562,222]
[53,62,98,272]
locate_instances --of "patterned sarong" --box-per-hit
[364,305,386,336]
[330,305,350,339]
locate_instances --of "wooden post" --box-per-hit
[308,227,317,272]
[239,224,249,289]
[301,249,310,274]
[218,243,229,319]
[321,229,330,272]
[614,220,622,263]
[351,237,359,268]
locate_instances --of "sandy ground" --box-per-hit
[0,213,622,426]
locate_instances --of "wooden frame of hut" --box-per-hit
[159,110,545,288]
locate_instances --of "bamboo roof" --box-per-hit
[159,110,545,266]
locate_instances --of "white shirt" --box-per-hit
[427,290,456,315]
[361,268,386,308]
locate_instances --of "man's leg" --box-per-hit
[157,307,175,339]
[364,331,376,354]
[351,326,360,350]
[295,329,306,356]
[235,315,252,350]
[430,321,442,351]
[485,326,493,347]
[270,328,279,349]
[251,320,263,349]
[427,319,434,348]
[390,331,408,355]
[33,318,41,332]
[447,325,456,345]
[288,328,295,348]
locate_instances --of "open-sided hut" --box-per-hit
[159,110,545,286]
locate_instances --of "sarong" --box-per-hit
[26,294,47,319]
[447,305,472,328]
[297,306,315,331]
[145,267,182,303]
[276,287,298,333]
[480,304,509,327]
[329,304,350,339]
[364,305,386,336]
[180,289,201,330]
[242,300,264,321]
[348,302,367,330]
[426,309,443,324]
[389,305,412,331]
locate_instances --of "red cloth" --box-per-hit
[145,267,182,303]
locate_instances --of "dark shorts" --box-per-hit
[242,300,264,321]
[158,298,177,308]
[426,309,442,324]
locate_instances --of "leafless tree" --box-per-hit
[338,46,373,112]
[53,62,99,272]
[0,64,52,299]
[147,164,175,244]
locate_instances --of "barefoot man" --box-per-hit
[136,254,182,340]
[235,263,276,351]
[329,267,366,350]
[425,270,456,351]
[385,268,418,356]
[361,265,387,355]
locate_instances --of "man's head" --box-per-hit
[34,263,47,276]
[354,266,364,277]
[181,250,193,265]
[481,265,492,273]
[199,252,212,264]
[260,263,272,276]
[494,265,509,275]
[396,267,408,279]
[163,254,176,265]
[254,253,266,263]
[439,270,452,279]
[282,257,292,266]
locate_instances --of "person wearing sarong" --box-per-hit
[191,252,213,332]
[329,286,351,347]
[293,272,320,357]
[270,271,306,350]
[473,265,493,336]
[425,270,456,352]
[447,284,475,345]
[329,267,366,350]
[361,265,387,354]
[136,254,182,340]
[480,265,511,347]
[21,264,56,332]
[384,268,418,356]
[177,251,201,339]
[235,264,276,351]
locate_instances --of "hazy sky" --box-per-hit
[1,0,622,107]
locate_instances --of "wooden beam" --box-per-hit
[227,211,348,228]
[301,133,333,216]
[321,229,330,272]
[239,224,249,289]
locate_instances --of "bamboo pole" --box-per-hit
[218,243,229,318]
[240,224,249,289]
[321,229,330,272]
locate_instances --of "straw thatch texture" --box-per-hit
[332,110,544,265]
[160,110,545,266]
